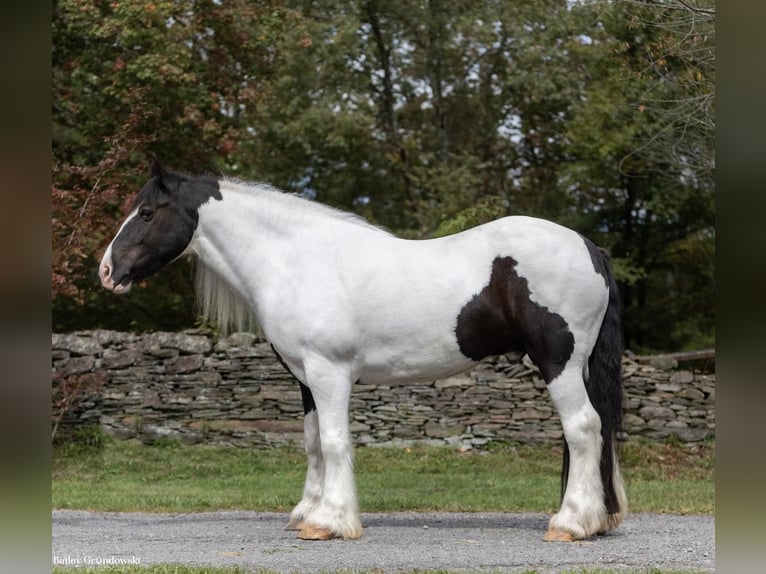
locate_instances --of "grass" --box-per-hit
[52,437,714,515]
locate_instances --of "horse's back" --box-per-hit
[417,215,607,309]
[327,215,609,385]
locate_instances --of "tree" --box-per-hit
[53,0,715,352]
[622,0,715,190]
[560,0,715,351]
[53,0,294,330]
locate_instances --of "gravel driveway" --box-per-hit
[52,510,714,572]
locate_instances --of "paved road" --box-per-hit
[52,510,714,572]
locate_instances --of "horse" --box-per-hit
[99,159,627,542]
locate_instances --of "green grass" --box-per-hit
[52,437,713,515]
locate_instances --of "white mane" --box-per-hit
[195,260,259,335]
[221,178,392,235]
[194,178,391,335]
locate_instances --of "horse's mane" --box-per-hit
[194,178,391,335]
[195,260,259,336]
[221,178,393,236]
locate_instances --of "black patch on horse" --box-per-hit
[270,344,316,415]
[130,160,222,220]
[298,382,316,415]
[108,161,222,287]
[455,256,574,383]
[581,235,609,288]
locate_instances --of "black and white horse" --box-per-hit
[100,160,627,541]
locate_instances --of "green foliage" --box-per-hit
[557,1,715,352]
[433,194,509,238]
[52,0,715,353]
[53,258,199,333]
[611,257,648,287]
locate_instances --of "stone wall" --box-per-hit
[52,330,715,447]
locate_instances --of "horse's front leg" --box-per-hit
[286,404,323,530]
[296,370,362,540]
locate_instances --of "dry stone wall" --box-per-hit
[52,330,715,447]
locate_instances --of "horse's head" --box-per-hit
[99,159,221,294]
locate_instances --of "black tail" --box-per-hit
[581,247,624,515]
[560,244,624,513]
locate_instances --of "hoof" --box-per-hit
[544,527,577,542]
[297,524,336,540]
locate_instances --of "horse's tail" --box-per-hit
[562,247,626,521]
[589,248,625,519]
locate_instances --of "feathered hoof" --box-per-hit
[297,524,337,540]
[543,527,578,542]
[295,520,364,540]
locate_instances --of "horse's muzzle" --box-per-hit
[99,261,132,294]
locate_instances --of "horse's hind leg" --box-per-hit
[545,362,613,541]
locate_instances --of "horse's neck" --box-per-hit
[191,183,300,297]
[189,183,312,334]
[190,180,394,335]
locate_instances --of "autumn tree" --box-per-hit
[53,0,294,329]
[53,0,715,352]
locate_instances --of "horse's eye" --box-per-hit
[139,207,154,222]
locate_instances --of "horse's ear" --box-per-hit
[149,157,166,184]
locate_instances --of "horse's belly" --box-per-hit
[356,342,478,386]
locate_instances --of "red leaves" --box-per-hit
[51,371,106,442]
[52,101,155,300]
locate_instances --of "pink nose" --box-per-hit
[100,261,132,294]
[100,262,115,290]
